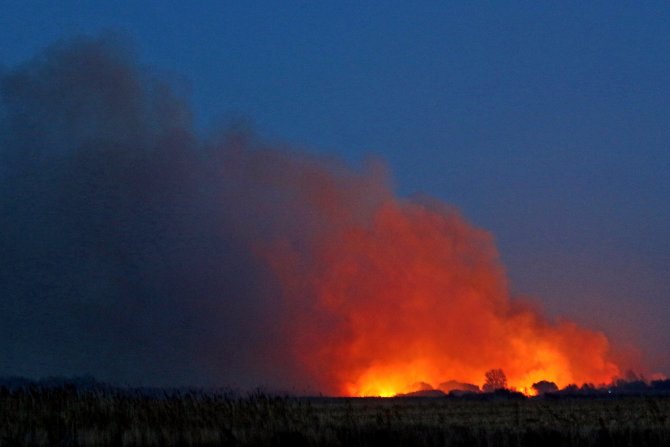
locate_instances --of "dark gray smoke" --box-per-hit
[0,36,387,390]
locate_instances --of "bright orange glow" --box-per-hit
[262,188,623,396]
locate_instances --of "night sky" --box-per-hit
[1,2,669,385]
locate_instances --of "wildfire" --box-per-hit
[220,143,629,398]
[0,37,638,395]
[263,195,621,397]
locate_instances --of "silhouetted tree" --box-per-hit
[532,380,558,395]
[482,369,507,392]
[561,384,579,394]
[651,379,670,391]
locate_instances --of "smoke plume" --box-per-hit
[0,37,622,393]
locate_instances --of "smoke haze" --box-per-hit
[0,37,626,393]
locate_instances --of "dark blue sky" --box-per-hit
[2,1,669,375]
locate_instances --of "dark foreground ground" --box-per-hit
[1,387,670,446]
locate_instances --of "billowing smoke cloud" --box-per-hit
[0,37,623,393]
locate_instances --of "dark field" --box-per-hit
[1,387,670,446]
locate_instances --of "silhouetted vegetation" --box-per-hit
[1,379,670,446]
[482,368,507,393]
[532,380,559,395]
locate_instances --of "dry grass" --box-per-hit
[1,387,669,446]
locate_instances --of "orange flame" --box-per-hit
[258,165,621,397]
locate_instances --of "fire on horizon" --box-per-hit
[0,36,654,396]
[260,189,622,397]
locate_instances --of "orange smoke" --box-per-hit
[260,163,621,396]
